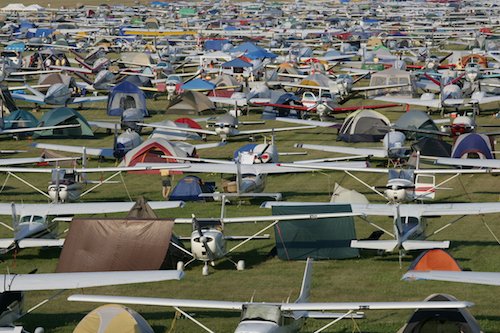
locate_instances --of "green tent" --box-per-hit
[272,205,359,260]
[179,7,196,17]
[34,107,93,138]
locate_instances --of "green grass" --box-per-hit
[2,75,500,333]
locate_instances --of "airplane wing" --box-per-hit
[475,95,500,105]
[32,143,114,158]
[282,301,472,311]
[49,65,93,74]
[374,95,441,109]
[274,118,340,128]
[69,295,244,310]
[351,83,410,92]
[0,157,72,166]
[236,125,316,136]
[295,143,388,158]
[0,239,15,249]
[68,295,472,311]
[11,92,45,104]
[403,270,500,286]
[71,95,108,104]
[262,202,500,217]
[0,270,183,292]
[88,121,122,130]
[137,122,217,136]
[0,165,189,174]
[434,157,500,168]
[0,124,80,136]
[135,161,367,175]
[0,201,184,216]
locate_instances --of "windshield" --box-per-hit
[241,304,281,324]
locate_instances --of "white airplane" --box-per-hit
[136,141,367,200]
[0,200,185,253]
[172,210,362,275]
[262,201,500,264]
[139,113,316,141]
[0,269,183,332]
[0,164,187,202]
[68,258,473,333]
[11,84,107,106]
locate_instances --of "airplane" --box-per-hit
[10,84,107,107]
[0,164,189,203]
[374,72,500,115]
[139,113,317,141]
[433,157,500,169]
[68,258,473,333]
[0,269,183,332]
[136,140,368,200]
[262,201,500,265]
[0,200,185,253]
[173,212,362,275]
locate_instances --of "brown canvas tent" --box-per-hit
[73,304,154,333]
[166,91,215,115]
[56,218,174,272]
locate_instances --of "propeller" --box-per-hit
[192,215,215,261]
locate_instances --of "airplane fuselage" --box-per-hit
[190,228,226,261]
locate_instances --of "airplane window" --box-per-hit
[241,304,281,323]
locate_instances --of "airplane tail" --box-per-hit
[295,258,313,303]
[402,240,450,251]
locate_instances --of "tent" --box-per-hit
[397,294,482,333]
[210,74,242,91]
[169,175,216,201]
[74,304,154,333]
[408,249,462,272]
[38,73,75,89]
[451,133,494,159]
[271,205,359,260]
[107,81,148,117]
[337,109,390,142]
[330,183,369,204]
[0,85,18,113]
[182,78,215,91]
[34,107,94,138]
[56,218,174,272]
[411,137,452,157]
[394,110,440,139]
[204,39,231,51]
[119,138,189,173]
[166,91,214,115]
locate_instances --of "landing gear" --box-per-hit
[176,261,184,271]
[202,262,209,276]
[237,260,245,271]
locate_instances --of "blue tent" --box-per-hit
[107,81,148,117]
[245,49,277,59]
[182,78,215,91]
[3,110,38,129]
[222,58,252,68]
[229,42,263,54]
[5,42,25,52]
[169,175,215,201]
[451,133,493,159]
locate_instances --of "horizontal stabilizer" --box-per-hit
[18,238,65,248]
[402,240,450,251]
[351,240,398,252]
[0,239,14,249]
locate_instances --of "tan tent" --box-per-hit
[368,67,413,97]
[166,90,215,115]
[74,304,153,333]
[56,218,174,272]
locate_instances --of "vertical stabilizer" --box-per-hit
[295,258,313,303]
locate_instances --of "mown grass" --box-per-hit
[1,58,500,332]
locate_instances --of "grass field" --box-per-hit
[2,87,500,333]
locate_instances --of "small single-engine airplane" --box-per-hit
[68,258,473,333]
[0,200,185,253]
[0,164,188,203]
[0,269,183,332]
[262,201,500,265]
[172,211,362,275]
